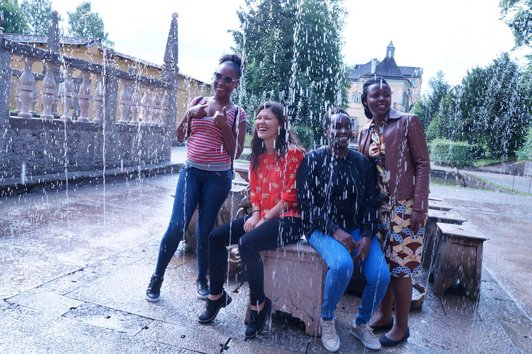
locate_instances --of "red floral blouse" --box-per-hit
[249,145,304,219]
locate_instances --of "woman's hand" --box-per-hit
[353,237,371,262]
[176,101,208,142]
[213,107,230,129]
[244,213,260,232]
[410,210,427,233]
[333,229,356,253]
[369,142,380,158]
[188,102,208,119]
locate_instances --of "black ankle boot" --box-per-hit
[198,291,232,324]
[245,297,271,339]
[146,274,163,302]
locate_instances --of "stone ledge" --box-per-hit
[0,161,182,197]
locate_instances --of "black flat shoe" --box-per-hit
[370,319,394,332]
[245,297,272,339]
[379,328,410,347]
[198,291,232,324]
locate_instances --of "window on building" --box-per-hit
[351,91,361,103]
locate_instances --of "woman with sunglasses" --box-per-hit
[198,101,304,339]
[146,54,247,302]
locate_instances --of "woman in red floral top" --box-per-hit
[198,101,304,339]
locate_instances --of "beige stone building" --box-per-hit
[346,42,423,138]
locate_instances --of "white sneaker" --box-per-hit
[320,319,340,352]
[350,322,381,350]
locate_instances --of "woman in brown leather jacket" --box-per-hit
[358,77,430,347]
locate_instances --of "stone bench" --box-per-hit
[432,222,488,301]
[428,200,453,211]
[422,209,467,269]
[428,195,443,202]
[261,242,327,337]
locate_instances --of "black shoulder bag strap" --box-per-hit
[230,105,240,179]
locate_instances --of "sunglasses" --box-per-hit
[213,72,238,84]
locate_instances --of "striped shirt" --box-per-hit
[186,97,247,171]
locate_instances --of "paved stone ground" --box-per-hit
[1,173,531,353]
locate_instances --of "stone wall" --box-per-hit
[2,117,170,181]
[0,12,180,189]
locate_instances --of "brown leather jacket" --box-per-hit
[358,108,431,212]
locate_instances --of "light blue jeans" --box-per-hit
[309,228,390,324]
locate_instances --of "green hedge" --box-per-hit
[430,139,473,167]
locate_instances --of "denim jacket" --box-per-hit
[296,146,378,238]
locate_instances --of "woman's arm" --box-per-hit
[280,148,304,211]
[407,115,430,232]
[244,203,261,232]
[407,116,431,212]
[176,111,190,143]
[176,98,208,143]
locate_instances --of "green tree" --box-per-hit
[413,71,450,130]
[435,53,531,159]
[67,1,113,46]
[20,0,52,35]
[232,0,347,146]
[1,0,28,34]
[499,0,531,48]
[481,53,531,157]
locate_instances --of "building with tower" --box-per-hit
[346,42,423,136]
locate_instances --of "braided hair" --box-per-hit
[361,76,390,119]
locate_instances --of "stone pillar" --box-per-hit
[47,11,60,53]
[17,58,36,118]
[0,37,10,179]
[103,49,119,124]
[130,87,139,124]
[149,90,159,126]
[0,43,12,125]
[117,79,132,124]
[92,74,104,123]
[77,71,91,122]
[159,90,168,127]
[161,13,179,129]
[139,90,150,125]
[48,11,61,117]
[41,62,58,120]
[59,67,75,121]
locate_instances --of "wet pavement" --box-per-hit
[1,155,531,353]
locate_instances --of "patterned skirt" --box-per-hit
[376,199,425,278]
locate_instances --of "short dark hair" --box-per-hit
[249,101,299,170]
[219,54,244,78]
[361,76,390,119]
[322,107,350,130]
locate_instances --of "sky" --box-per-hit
[49,0,517,95]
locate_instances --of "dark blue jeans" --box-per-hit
[154,165,232,283]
